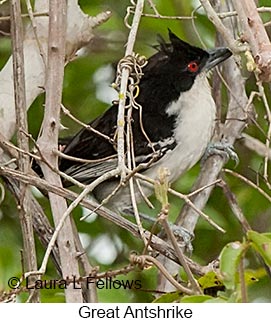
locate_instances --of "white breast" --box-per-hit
[144,74,216,183]
[96,74,216,212]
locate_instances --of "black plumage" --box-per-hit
[59,30,211,186]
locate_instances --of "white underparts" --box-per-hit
[144,73,216,183]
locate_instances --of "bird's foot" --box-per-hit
[169,223,194,253]
[202,139,239,166]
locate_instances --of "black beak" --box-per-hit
[205,47,232,71]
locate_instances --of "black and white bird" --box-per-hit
[59,30,232,212]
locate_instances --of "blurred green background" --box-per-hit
[0,0,271,302]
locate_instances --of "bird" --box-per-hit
[58,30,232,213]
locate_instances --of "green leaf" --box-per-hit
[263,232,271,239]
[153,291,183,303]
[241,270,259,286]
[219,241,246,290]
[180,295,214,303]
[247,230,271,267]
[198,271,223,290]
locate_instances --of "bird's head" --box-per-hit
[145,29,232,94]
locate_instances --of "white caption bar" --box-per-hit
[1,303,269,323]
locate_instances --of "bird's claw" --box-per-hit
[202,140,239,166]
[169,223,194,253]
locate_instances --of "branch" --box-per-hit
[241,133,271,160]
[219,180,251,233]
[223,169,271,204]
[177,2,248,233]
[232,0,271,82]
[36,0,82,303]
[0,164,209,276]
[116,0,144,179]
[10,0,39,303]
[199,0,246,53]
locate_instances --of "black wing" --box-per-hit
[59,37,179,186]
[59,105,118,185]
[59,101,177,186]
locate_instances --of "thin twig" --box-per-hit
[0,133,41,161]
[25,133,87,189]
[54,148,116,164]
[130,253,194,295]
[139,12,195,20]
[257,81,271,188]
[5,176,62,275]
[187,179,222,198]
[126,107,148,246]
[191,5,206,49]
[0,182,5,204]
[223,169,271,204]
[25,0,46,65]
[147,0,159,16]
[218,7,271,19]
[1,125,86,192]
[60,104,114,144]
[0,11,48,21]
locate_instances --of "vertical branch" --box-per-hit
[10,0,39,303]
[232,0,271,82]
[232,0,271,184]
[25,0,46,65]
[199,0,242,52]
[117,0,144,179]
[177,0,248,233]
[36,0,83,302]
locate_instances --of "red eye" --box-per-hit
[187,61,199,73]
